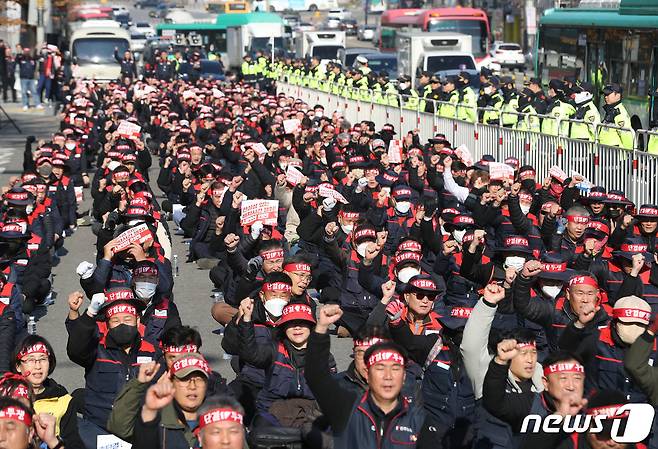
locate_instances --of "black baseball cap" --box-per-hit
[602,83,622,95]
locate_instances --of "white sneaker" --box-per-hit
[22,106,28,111]
[36,104,44,110]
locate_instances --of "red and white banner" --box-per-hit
[240,200,279,226]
[548,165,568,183]
[454,144,474,167]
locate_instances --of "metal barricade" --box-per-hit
[275,79,658,205]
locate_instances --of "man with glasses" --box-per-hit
[133,353,211,449]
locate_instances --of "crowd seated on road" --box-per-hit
[1,46,658,449]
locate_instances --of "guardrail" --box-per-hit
[277,79,658,206]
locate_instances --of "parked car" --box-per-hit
[132,22,156,37]
[353,52,398,80]
[338,47,377,68]
[357,24,376,41]
[327,8,350,20]
[326,17,341,29]
[177,60,225,81]
[134,0,160,8]
[340,18,358,36]
[490,42,525,70]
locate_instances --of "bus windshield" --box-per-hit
[425,55,475,73]
[426,19,488,57]
[251,37,284,52]
[312,45,342,60]
[73,38,129,64]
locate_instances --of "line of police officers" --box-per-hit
[242,52,639,151]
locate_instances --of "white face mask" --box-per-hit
[397,267,420,283]
[279,162,288,170]
[520,204,531,215]
[65,143,76,150]
[356,242,370,258]
[616,322,645,345]
[135,281,157,300]
[25,205,34,214]
[484,86,495,96]
[395,201,411,214]
[541,284,562,300]
[108,161,121,171]
[315,111,324,118]
[341,223,354,235]
[399,82,409,90]
[453,229,466,244]
[574,91,593,105]
[264,298,288,318]
[504,256,526,272]
[320,156,327,165]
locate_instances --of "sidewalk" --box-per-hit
[0,100,60,139]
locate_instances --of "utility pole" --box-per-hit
[36,0,45,46]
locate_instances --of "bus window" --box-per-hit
[425,54,475,73]
[426,19,488,57]
[73,38,129,63]
[228,2,248,12]
[539,27,584,81]
[312,45,342,60]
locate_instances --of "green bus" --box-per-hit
[155,12,283,54]
[536,0,658,128]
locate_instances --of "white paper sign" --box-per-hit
[387,139,402,164]
[454,144,474,167]
[283,118,301,134]
[548,165,568,183]
[97,434,131,449]
[286,165,304,186]
[241,200,279,226]
[488,162,515,182]
[318,184,348,204]
[117,120,141,139]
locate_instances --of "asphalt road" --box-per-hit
[0,102,355,392]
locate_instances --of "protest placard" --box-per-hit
[283,119,301,134]
[318,184,348,204]
[286,165,304,186]
[241,200,279,226]
[388,139,402,164]
[488,162,515,182]
[548,165,568,183]
[117,120,141,139]
[112,224,153,254]
[454,144,474,167]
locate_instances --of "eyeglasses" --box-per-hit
[174,375,206,386]
[290,272,312,282]
[21,357,48,366]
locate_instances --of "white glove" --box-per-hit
[250,221,264,239]
[355,177,368,193]
[76,261,95,280]
[87,293,106,317]
[322,197,337,212]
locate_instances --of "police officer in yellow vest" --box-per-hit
[241,54,256,84]
[331,64,346,96]
[398,75,419,110]
[541,79,575,136]
[515,87,540,133]
[417,71,433,112]
[455,71,477,123]
[478,77,503,125]
[499,76,519,128]
[600,83,634,150]
[438,75,459,119]
[351,69,370,101]
[323,62,337,93]
[569,82,600,141]
[307,56,325,89]
[382,73,399,107]
[425,76,442,114]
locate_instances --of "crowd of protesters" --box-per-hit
[0,42,657,449]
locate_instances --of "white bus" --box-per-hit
[70,26,131,80]
[252,0,338,12]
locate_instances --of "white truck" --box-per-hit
[295,30,345,64]
[70,25,131,81]
[226,21,285,69]
[396,31,476,81]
